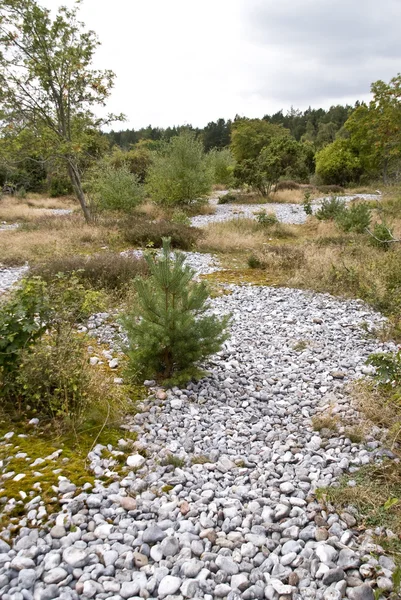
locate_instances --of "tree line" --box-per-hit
[0,0,400,223]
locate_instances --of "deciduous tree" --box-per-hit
[0,0,123,221]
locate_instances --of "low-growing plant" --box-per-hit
[0,275,107,402]
[367,350,401,386]
[0,277,49,397]
[171,209,191,226]
[255,210,279,226]
[248,254,263,269]
[123,238,230,385]
[302,191,313,216]
[122,216,201,250]
[315,196,346,221]
[336,202,371,233]
[316,184,345,194]
[218,192,237,204]
[275,180,301,191]
[368,222,396,251]
[16,329,91,421]
[32,253,149,291]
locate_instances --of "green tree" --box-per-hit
[345,75,401,183]
[146,130,214,206]
[234,136,312,196]
[124,239,229,384]
[208,147,235,187]
[315,138,361,185]
[108,141,153,183]
[231,118,288,162]
[86,162,145,212]
[0,0,123,222]
[202,118,231,152]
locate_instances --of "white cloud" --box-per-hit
[40,0,401,128]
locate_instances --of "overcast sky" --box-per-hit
[43,0,401,130]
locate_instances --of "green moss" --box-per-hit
[0,384,147,532]
[161,485,174,493]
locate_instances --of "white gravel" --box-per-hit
[191,194,381,227]
[0,283,397,600]
[0,265,28,294]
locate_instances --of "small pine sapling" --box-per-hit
[123,238,230,385]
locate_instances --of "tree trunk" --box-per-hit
[67,160,92,223]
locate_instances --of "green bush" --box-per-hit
[32,253,149,291]
[49,176,73,197]
[17,330,91,421]
[248,255,263,269]
[315,139,361,186]
[0,277,49,397]
[302,191,313,216]
[336,202,371,233]
[87,163,145,211]
[275,180,301,191]
[171,209,191,226]
[218,192,237,204]
[316,196,346,221]
[208,148,235,187]
[255,210,279,226]
[367,350,401,385]
[123,238,229,385]
[368,223,395,251]
[122,216,201,250]
[0,275,122,423]
[146,131,214,206]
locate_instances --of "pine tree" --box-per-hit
[123,238,229,385]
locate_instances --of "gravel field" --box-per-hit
[0,277,398,600]
[190,194,381,227]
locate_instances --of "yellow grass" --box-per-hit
[0,215,121,266]
[198,219,266,253]
[0,196,77,222]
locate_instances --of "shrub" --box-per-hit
[0,277,49,397]
[218,192,237,204]
[315,196,346,221]
[248,255,263,269]
[122,216,201,250]
[49,176,73,197]
[316,185,345,194]
[302,191,313,216]
[275,180,301,191]
[16,329,92,421]
[87,163,145,211]
[171,209,191,226]
[366,350,401,386]
[123,238,229,385]
[16,186,27,199]
[146,131,214,206]
[368,222,396,251]
[336,202,371,233]
[32,253,149,291]
[109,143,153,183]
[315,139,361,186]
[255,210,279,226]
[0,275,120,421]
[208,148,235,187]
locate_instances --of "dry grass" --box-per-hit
[269,189,314,204]
[0,214,121,266]
[0,196,76,222]
[198,219,267,253]
[312,414,339,433]
[137,200,216,219]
